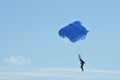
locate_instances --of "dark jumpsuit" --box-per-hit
[80,58,85,71]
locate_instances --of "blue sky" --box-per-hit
[0,0,120,80]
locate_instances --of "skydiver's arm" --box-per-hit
[78,54,81,61]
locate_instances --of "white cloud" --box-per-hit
[0,68,120,80]
[5,56,31,66]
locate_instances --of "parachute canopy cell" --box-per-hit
[58,21,89,42]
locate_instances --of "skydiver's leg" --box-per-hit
[81,66,84,71]
[81,65,84,71]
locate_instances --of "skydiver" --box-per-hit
[78,54,85,71]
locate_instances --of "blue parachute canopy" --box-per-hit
[58,21,89,42]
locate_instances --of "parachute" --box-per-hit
[58,21,89,42]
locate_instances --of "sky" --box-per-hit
[0,0,120,80]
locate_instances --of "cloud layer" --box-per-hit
[0,68,120,80]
